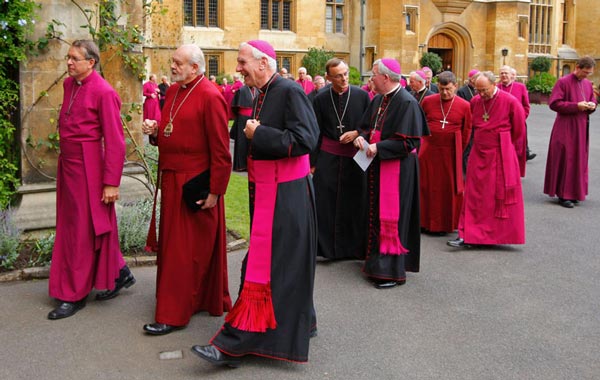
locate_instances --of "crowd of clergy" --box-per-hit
[47,37,596,369]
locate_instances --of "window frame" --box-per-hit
[325,0,345,34]
[261,0,294,31]
[183,0,220,28]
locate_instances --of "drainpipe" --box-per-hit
[360,0,366,79]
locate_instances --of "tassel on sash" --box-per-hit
[225,155,310,332]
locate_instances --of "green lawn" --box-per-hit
[224,172,250,241]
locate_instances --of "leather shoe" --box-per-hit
[558,198,574,208]
[526,152,537,161]
[143,322,185,335]
[371,278,406,289]
[309,327,318,338]
[48,299,86,320]
[96,265,136,301]
[447,237,471,248]
[191,345,241,368]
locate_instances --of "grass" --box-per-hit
[225,172,250,241]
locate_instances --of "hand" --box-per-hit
[366,143,378,158]
[587,102,596,111]
[354,136,366,150]
[142,119,158,137]
[339,130,359,144]
[578,101,591,111]
[244,119,260,139]
[101,185,120,204]
[197,193,218,209]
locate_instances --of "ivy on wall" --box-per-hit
[1,0,167,209]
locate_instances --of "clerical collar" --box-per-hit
[180,75,203,89]
[258,73,279,93]
[334,86,350,96]
[384,84,401,97]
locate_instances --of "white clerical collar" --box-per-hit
[385,84,401,96]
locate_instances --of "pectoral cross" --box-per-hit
[164,122,173,137]
[482,113,490,122]
[440,119,449,129]
[337,125,345,134]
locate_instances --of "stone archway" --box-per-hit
[425,22,474,84]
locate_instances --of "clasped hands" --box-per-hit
[142,119,158,138]
[578,101,596,112]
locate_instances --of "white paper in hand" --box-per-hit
[353,139,373,172]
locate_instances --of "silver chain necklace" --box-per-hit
[329,86,351,135]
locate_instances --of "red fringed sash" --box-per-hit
[225,155,310,332]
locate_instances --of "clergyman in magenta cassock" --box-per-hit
[48,40,133,320]
[544,57,597,206]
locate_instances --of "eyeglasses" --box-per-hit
[65,55,90,62]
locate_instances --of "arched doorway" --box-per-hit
[425,23,474,84]
[428,34,454,72]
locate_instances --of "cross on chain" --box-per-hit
[440,119,449,128]
[337,125,345,134]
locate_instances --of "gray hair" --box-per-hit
[71,39,100,70]
[180,44,206,74]
[479,71,496,84]
[374,59,401,82]
[409,70,426,84]
[240,42,277,71]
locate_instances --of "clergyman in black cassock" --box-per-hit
[312,58,371,260]
[354,58,430,289]
[192,39,319,366]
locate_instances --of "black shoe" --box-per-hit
[191,345,241,368]
[558,198,574,208]
[143,322,185,335]
[95,265,136,301]
[447,237,471,248]
[309,327,318,338]
[370,278,406,289]
[47,299,86,320]
[526,152,537,161]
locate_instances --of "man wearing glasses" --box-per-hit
[48,40,135,320]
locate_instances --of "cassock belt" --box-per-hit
[236,107,252,117]
[320,136,358,157]
[371,131,409,255]
[225,154,310,332]
[61,139,113,240]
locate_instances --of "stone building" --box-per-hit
[144,0,599,84]
[14,0,600,229]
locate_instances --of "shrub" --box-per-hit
[27,232,54,267]
[301,47,335,77]
[526,72,557,94]
[0,207,22,270]
[117,198,155,253]
[419,52,443,75]
[349,66,361,86]
[530,56,552,73]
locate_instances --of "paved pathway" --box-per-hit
[1,105,599,380]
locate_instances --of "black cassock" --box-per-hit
[358,86,429,282]
[229,86,254,171]
[212,74,319,363]
[312,85,371,259]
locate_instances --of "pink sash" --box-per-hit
[225,154,310,332]
[371,131,408,255]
